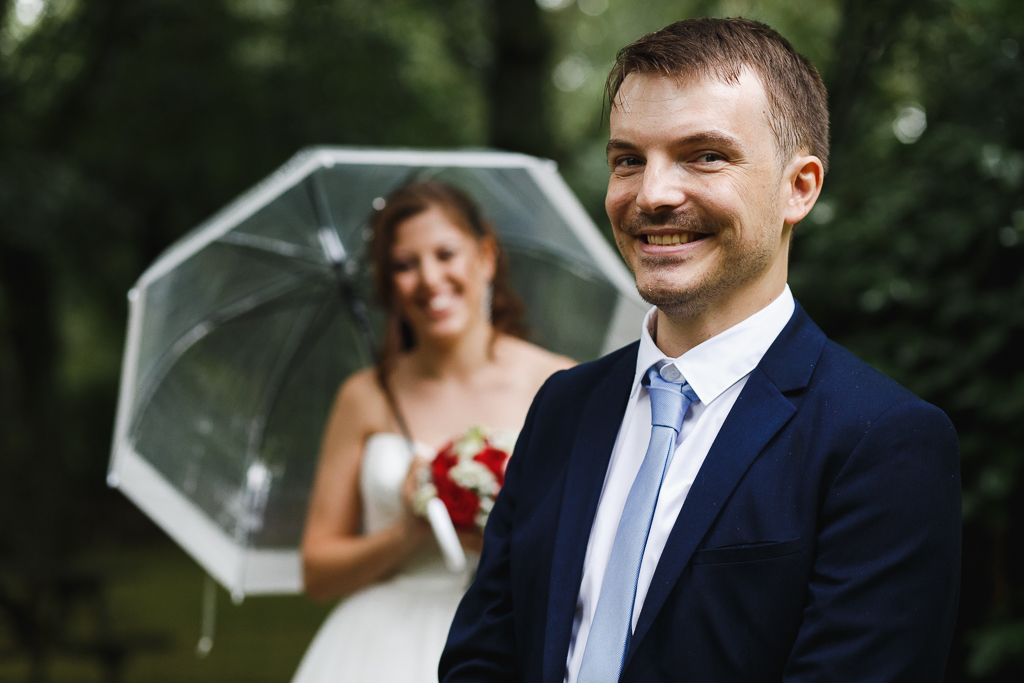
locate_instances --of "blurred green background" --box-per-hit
[1,0,1023,680]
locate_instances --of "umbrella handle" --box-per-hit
[425,498,467,573]
[195,574,217,657]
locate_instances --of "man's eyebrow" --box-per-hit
[680,132,745,151]
[605,139,635,157]
[605,132,745,157]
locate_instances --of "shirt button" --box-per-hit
[660,365,682,382]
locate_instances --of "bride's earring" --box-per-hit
[481,280,493,323]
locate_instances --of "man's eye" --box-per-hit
[696,153,725,163]
[437,249,456,261]
[392,260,414,273]
[612,156,643,169]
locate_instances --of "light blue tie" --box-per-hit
[576,364,698,683]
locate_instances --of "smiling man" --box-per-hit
[440,18,961,683]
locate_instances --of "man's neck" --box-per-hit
[654,280,788,358]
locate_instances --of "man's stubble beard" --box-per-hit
[617,210,780,321]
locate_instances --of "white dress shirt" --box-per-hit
[564,285,796,683]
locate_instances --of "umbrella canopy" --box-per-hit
[107,147,647,600]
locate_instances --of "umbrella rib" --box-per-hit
[303,174,415,443]
[235,290,365,529]
[242,293,341,471]
[233,292,330,560]
[218,232,326,265]
[127,276,328,440]
[304,174,378,363]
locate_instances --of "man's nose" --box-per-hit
[635,159,686,214]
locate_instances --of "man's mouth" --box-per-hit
[642,232,707,246]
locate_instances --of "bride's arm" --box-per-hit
[301,370,429,601]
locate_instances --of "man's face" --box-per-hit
[605,69,795,319]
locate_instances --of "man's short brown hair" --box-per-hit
[606,18,830,172]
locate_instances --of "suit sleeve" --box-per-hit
[783,400,962,682]
[439,376,555,682]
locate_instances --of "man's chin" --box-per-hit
[637,284,692,309]
[635,281,711,319]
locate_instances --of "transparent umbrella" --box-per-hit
[107,147,647,601]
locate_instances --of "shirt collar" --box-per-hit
[631,285,796,405]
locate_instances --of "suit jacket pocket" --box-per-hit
[690,538,804,566]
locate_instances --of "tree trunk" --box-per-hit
[487,0,556,159]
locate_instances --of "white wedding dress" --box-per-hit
[291,432,478,683]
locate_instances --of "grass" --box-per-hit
[0,542,333,683]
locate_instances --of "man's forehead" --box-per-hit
[612,67,769,112]
[606,67,790,169]
[608,68,775,150]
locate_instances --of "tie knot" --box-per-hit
[646,365,697,433]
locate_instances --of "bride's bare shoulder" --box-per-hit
[496,335,576,383]
[332,367,390,425]
[337,366,382,396]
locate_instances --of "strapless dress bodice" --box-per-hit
[360,432,431,535]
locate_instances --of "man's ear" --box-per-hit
[782,155,825,226]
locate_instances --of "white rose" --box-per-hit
[449,460,498,496]
[489,430,518,456]
[475,496,496,530]
[454,428,487,460]
[411,483,437,517]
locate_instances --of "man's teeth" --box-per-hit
[428,295,454,311]
[646,233,702,246]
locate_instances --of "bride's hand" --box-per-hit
[403,459,484,553]
[398,458,430,542]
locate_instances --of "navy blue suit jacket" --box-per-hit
[440,304,961,682]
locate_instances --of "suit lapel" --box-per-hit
[624,304,826,667]
[624,369,795,663]
[542,345,638,683]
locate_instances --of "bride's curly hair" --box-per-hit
[369,180,528,391]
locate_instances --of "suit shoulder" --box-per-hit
[542,341,638,394]
[813,338,952,431]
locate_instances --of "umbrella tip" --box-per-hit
[196,636,213,658]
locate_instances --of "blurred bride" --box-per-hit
[291,180,573,683]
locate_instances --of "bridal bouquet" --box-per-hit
[412,426,515,532]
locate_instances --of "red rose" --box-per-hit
[432,444,457,480]
[435,477,480,530]
[473,446,509,486]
